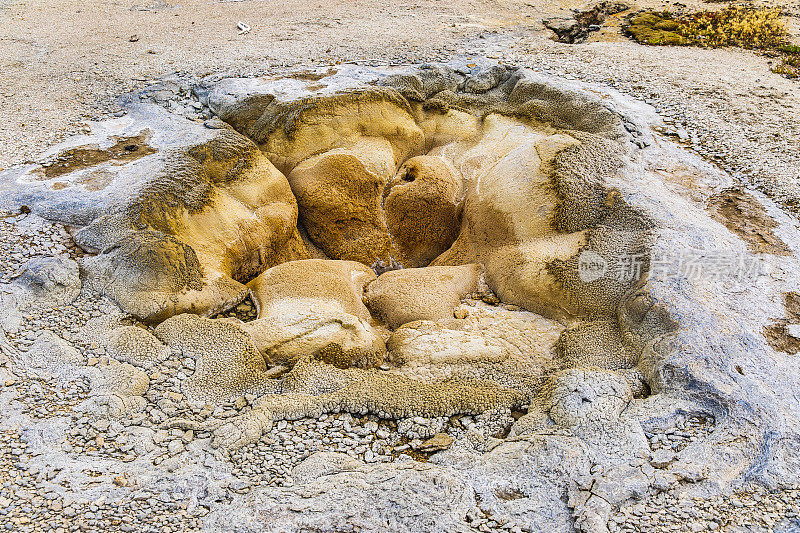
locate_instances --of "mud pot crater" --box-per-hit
[2,60,800,532]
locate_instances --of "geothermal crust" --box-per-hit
[1,60,799,532]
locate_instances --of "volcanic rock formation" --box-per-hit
[2,60,799,531]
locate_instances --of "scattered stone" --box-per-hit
[418,433,454,452]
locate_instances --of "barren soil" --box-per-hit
[1,0,799,190]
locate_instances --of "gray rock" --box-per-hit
[649,449,675,469]
[773,518,800,533]
[12,255,81,309]
[0,293,24,333]
[105,326,170,370]
[432,435,592,531]
[23,330,83,379]
[291,451,362,484]
[205,453,475,532]
[542,18,583,44]
[167,439,185,456]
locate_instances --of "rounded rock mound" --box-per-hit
[7,62,798,504]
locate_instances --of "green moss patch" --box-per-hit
[624,7,798,79]
[625,13,689,45]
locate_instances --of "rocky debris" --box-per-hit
[610,487,800,533]
[543,1,630,44]
[0,59,800,533]
[213,296,258,323]
[418,432,454,452]
[644,413,716,454]
[542,18,585,45]
[0,430,206,533]
[79,360,151,418]
[210,359,525,451]
[226,413,479,485]
[206,452,476,532]
[134,76,214,123]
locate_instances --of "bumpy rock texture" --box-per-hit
[3,60,800,533]
[0,63,682,427]
[70,122,310,322]
[365,263,484,329]
[245,259,384,368]
[384,155,464,267]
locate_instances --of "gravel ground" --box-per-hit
[3,0,798,211]
[1,209,799,532]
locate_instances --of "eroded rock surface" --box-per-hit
[204,452,475,532]
[384,155,463,267]
[245,259,384,368]
[2,60,799,533]
[365,264,484,329]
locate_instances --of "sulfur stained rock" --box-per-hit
[215,86,425,175]
[365,264,483,329]
[430,122,589,318]
[247,259,375,322]
[384,155,463,267]
[4,60,800,530]
[430,118,648,321]
[242,301,386,369]
[287,139,395,265]
[245,259,385,368]
[76,127,310,322]
[388,321,509,367]
[418,432,455,452]
[154,313,275,403]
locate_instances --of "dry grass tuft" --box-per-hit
[679,6,787,49]
[624,6,798,79]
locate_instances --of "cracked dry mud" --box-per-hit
[0,52,799,533]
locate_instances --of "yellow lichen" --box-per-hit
[625,7,797,79]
